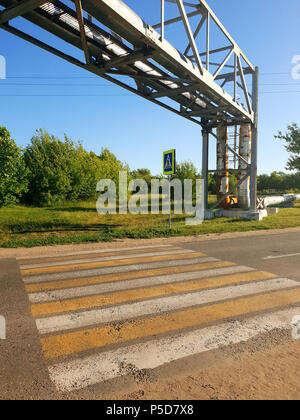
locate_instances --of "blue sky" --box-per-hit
[0,0,299,175]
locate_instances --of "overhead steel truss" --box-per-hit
[0,0,259,212]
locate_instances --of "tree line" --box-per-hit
[0,123,299,207]
[0,127,128,207]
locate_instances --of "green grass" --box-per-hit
[0,198,300,248]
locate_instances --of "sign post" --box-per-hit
[163,149,176,229]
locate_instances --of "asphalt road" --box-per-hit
[0,229,300,400]
[180,230,300,281]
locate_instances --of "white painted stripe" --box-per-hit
[18,244,176,261]
[36,278,299,334]
[49,305,300,392]
[21,249,193,270]
[29,265,252,304]
[23,257,218,284]
[264,252,300,260]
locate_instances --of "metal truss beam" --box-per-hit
[197,0,254,71]
[0,0,256,127]
[0,0,47,23]
[74,0,90,64]
[152,8,201,29]
[0,0,259,215]
[165,0,199,8]
[175,0,204,74]
[150,83,199,99]
[100,48,154,71]
[0,21,204,127]
[184,14,205,56]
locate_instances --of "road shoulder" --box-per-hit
[1,226,300,260]
[0,258,56,399]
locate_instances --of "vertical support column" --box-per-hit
[202,129,209,213]
[216,126,230,208]
[238,124,252,210]
[250,66,259,212]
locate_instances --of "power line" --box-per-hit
[260,91,300,94]
[2,71,292,80]
[0,83,115,86]
[1,82,299,87]
[5,76,99,79]
[0,94,132,97]
[261,83,300,86]
[261,72,291,75]
[0,92,298,97]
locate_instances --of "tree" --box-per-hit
[175,161,198,183]
[174,161,200,199]
[275,123,300,171]
[130,168,152,186]
[98,147,130,187]
[24,130,103,205]
[0,126,28,207]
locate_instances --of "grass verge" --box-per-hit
[0,199,300,248]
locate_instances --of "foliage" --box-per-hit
[258,171,300,194]
[23,130,103,205]
[130,168,152,186]
[275,123,300,171]
[98,148,130,188]
[173,161,200,199]
[0,126,28,207]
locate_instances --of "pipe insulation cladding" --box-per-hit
[238,124,252,210]
[263,195,300,208]
[216,126,230,208]
[38,2,207,110]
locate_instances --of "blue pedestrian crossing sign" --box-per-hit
[163,149,176,175]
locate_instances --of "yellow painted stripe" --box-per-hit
[41,287,300,359]
[31,271,276,317]
[22,252,204,276]
[25,261,234,293]
[21,246,182,266]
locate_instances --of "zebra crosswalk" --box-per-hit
[19,244,300,393]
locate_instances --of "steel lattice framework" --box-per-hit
[0,0,259,214]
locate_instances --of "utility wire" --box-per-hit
[2,72,292,79]
[0,92,298,96]
[0,94,132,97]
[0,83,114,86]
[1,82,299,86]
